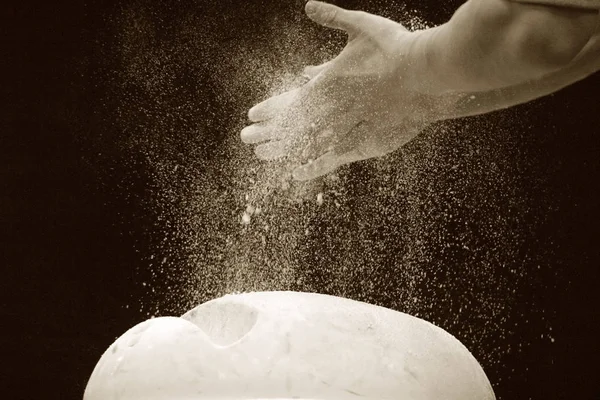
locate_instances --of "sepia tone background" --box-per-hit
[3,0,599,399]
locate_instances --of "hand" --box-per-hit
[241,1,446,181]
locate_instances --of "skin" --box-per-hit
[440,22,600,119]
[241,0,599,181]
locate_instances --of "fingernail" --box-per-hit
[305,1,318,15]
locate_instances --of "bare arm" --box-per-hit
[410,0,598,94]
[439,28,600,119]
[241,1,598,181]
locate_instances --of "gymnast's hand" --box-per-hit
[241,1,444,181]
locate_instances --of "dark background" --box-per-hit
[3,0,599,399]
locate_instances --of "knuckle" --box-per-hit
[353,11,368,24]
[323,9,338,26]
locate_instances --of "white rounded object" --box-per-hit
[84,291,495,400]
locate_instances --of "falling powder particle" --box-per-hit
[97,2,559,391]
[241,212,251,225]
[316,192,324,205]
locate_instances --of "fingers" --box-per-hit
[254,140,290,160]
[249,59,335,124]
[305,1,364,34]
[292,152,339,181]
[241,122,284,144]
[243,87,332,146]
[300,119,360,159]
[248,88,301,122]
[291,120,382,181]
[292,148,366,181]
[245,111,356,160]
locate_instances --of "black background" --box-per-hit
[3,0,599,399]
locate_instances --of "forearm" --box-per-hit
[438,31,600,119]
[408,0,598,94]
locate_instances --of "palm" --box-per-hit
[241,2,440,181]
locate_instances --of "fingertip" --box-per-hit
[247,105,263,122]
[248,88,301,122]
[305,1,320,16]
[247,107,256,121]
[304,1,358,32]
[247,100,271,122]
[240,125,256,144]
[241,123,279,144]
[305,1,329,25]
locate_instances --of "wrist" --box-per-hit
[403,26,453,96]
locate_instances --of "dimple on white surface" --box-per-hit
[84,291,495,400]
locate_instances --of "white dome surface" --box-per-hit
[84,291,495,400]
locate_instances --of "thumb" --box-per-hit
[305,1,362,33]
